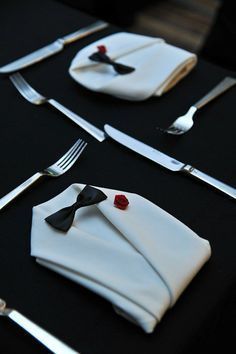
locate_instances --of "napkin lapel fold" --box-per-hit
[94,185,211,304]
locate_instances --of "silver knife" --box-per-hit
[104,124,236,200]
[0,20,108,73]
[0,298,79,353]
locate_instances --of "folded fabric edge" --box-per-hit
[35,257,159,333]
[113,305,158,333]
[154,55,198,96]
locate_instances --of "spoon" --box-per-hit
[0,298,79,353]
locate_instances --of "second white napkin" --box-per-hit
[31,184,211,333]
[69,32,197,101]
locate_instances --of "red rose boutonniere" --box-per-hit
[114,194,129,210]
[97,45,107,54]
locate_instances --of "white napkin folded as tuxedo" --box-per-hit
[31,184,211,333]
[69,32,197,101]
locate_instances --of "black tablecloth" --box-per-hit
[0,1,235,353]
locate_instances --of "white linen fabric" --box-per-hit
[31,184,211,333]
[69,32,197,101]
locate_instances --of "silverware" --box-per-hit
[0,298,79,354]
[0,20,108,73]
[10,73,106,142]
[104,124,236,199]
[0,139,87,211]
[159,77,236,135]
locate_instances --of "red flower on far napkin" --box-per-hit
[114,195,129,210]
[97,45,107,54]
[89,45,135,75]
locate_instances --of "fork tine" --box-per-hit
[10,73,31,102]
[167,128,178,133]
[0,138,87,211]
[55,139,82,166]
[9,72,45,103]
[10,73,106,141]
[166,128,183,135]
[156,125,183,134]
[10,72,24,86]
[59,140,85,167]
[61,141,87,171]
[10,73,30,91]
[156,126,179,134]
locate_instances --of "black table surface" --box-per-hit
[0,1,235,353]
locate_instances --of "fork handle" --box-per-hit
[7,310,79,354]
[48,99,106,142]
[0,172,42,211]
[182,165,236,199]
[193,77,236,110]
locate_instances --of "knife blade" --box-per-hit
[0,20,108,73]
[104,124,236,199]
[7,310,79,353]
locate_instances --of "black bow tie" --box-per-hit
[89,51,135,75]
[45,185,107,232]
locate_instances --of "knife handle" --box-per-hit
[182,165,236,199]
[193,77,236,110]
[48,99,106,142]
[62,20,108,45]
[8,310,79,354]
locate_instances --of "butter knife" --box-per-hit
[104,124,236,199]
[0,298,79,353]
[0,20,108,73]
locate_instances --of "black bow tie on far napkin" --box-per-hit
[89,45,135,75]
[45,185,107,232]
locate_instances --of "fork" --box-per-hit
[160,76,236,135]
[0,139,87,211]
[10,72,106,142]
[0,298,79,353]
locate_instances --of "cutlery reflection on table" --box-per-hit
[158,76,236,135]
[104,124,236,199]
[10,73,106,142]
[0,139,87,211]
[0,298,79,354]
[0,20,108,74]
